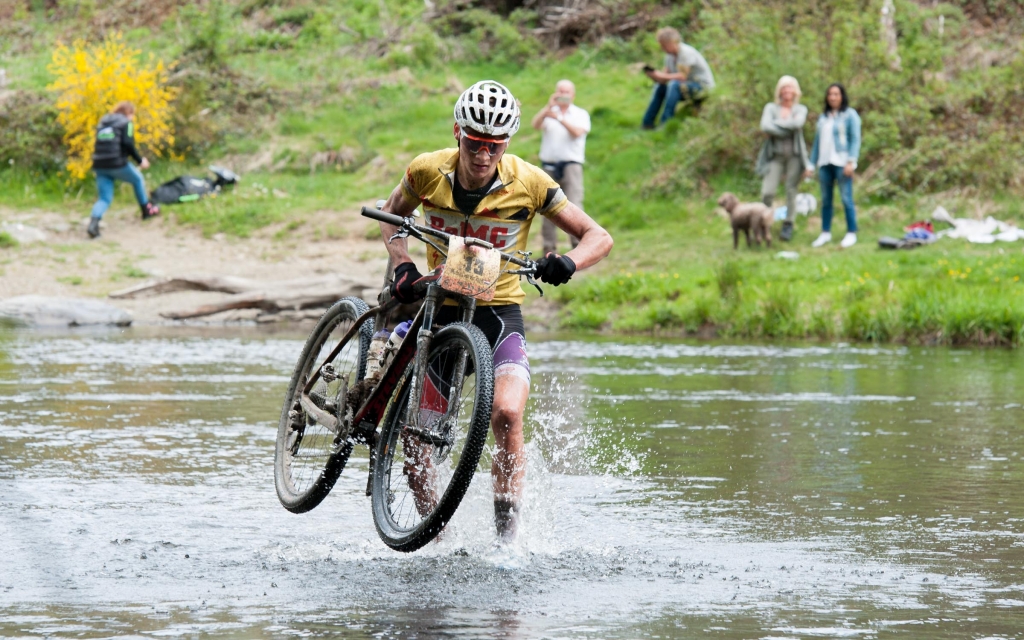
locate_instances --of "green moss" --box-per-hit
[0,232,18,249]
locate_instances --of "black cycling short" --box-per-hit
[434,304,530,383]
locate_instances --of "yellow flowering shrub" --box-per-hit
[48,34,176,180]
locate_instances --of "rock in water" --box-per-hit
[0,296,133,327]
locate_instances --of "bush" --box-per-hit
[48,33,176,180]
[236,30,294,52]
[436,8,539,66]
[273,7,314,28]
[181,0,233,66]
[0,91,64,173]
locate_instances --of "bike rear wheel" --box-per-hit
[275,296,372,513]
[370,322,494,552]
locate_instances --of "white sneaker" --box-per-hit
[840,233,857,248]
[811,232,832,248]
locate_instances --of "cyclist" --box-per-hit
[375,80,613,542]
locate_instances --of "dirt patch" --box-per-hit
[0,203,390,325]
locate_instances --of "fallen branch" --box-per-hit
[161,288,354,320]
[109,275,259,298]
[108,273,378,321]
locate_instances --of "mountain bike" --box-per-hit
[273,205,541,553]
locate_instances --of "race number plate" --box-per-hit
[438,236,501,301]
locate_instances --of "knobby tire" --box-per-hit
[274,297,372,513]
[370,322,494,552]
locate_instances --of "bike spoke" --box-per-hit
[282,316,361,497]
[382,340,479,533]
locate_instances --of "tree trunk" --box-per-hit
[881,0,902,71]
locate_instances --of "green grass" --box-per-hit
[4,5,1024,344]
[557,237,1024,345]
[0,232,18,249]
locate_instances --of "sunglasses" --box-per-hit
[460,131,508,157]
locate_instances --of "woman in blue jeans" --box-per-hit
[88,101,159,238]
[806,83,861,248]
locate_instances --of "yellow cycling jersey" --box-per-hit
[400,148,569,306]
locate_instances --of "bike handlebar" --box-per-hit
[360,207,405,228]
[360,206,536,270]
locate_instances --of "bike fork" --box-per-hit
[403,285,442,431]
[447,298,476,412]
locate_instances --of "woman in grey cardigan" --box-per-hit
[756,76,813,242]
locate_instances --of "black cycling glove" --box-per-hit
[392,261,424,303]
[535,253,576,286]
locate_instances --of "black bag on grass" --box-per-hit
[150,166,239,205]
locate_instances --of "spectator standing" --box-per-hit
[756,75,812,242]
[642,27,715,128]
[531,79,591,254]
[87,101,159,239]
[806,83,861,248]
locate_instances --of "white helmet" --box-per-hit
[453,80,521,137]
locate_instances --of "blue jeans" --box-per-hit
[642,80,704,127]
[819,164,857,233]
[91,164,148,219]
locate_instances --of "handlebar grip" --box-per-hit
[360,206,405,227]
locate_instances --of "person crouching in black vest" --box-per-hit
[87,101,160,238]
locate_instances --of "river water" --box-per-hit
[1,328,1022,638]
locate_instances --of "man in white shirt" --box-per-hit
[531,79,591,254]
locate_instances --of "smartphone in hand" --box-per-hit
[642,64,655,73]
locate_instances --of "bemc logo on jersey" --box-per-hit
[427,213,521,249]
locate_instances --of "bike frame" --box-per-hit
[297,206,538,496]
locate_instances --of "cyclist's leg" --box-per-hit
[490,341,529,540]
[470,306,531,540]
[433,305,530,539]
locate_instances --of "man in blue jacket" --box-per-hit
[87,101,159,238]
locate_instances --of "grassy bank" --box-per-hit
[2,1,1024,343]
[556,231,1024,345]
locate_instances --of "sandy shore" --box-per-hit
[0,203,560,329]
[0,202,393,325]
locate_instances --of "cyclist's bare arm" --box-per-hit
[548,202,614,269]
[377,184,421,265]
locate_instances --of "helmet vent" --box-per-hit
[454,80,521,137]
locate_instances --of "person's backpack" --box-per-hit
[150,166,240,205]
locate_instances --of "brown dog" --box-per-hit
[717,192,773,249]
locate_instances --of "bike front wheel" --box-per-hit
[370,322,494,552]
[275,296,372,514]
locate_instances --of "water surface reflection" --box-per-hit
[1,329,1021,638]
